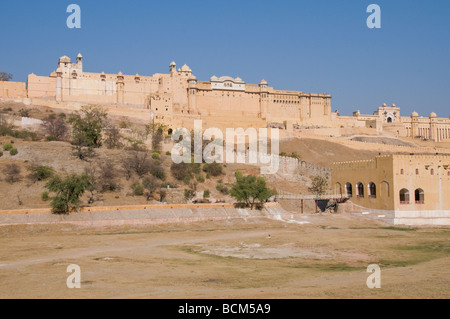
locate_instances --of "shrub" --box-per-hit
[150,165,166,180]
[202,162,224,177]
[216,183,229,195]
[28,166,55,182]
[3,143,13,151]
[152,152,160,160]
[3,164,22,184]
[132,183,144,196]
[195,174,205,183]
[184,189,195,200]
[170,162,193,181]
[9,148,18,156]
[203,190,210,199]
[166,151,171,156]
[182,175,191,185]
[41,192,50,201]
[46,173,91,214]
[42,115,67,141]
[0,151,3,157]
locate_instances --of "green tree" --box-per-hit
[230,172,274,210]
[45,173,91,214]
[308,174,329,196]
[68,105,108,160]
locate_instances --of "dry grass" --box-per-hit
[0,215,449,299]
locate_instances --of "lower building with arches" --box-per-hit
[332,154,450,225]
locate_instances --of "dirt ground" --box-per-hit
[0,213,449,299]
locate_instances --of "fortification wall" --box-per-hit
[0,82,27,98]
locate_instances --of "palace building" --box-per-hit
[22,53,332,131]
[332,154,450,225]
[1,53,449,141]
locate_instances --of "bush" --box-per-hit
[0,151,3,157]
[184,189,195,200]
[46,135,57,142]
[9,148,18,156]
[41,192,50,201]
[28,166,55,182]
[195,174,205,183]
[202,162,224,177]
[150,165,166,180]
[46,173,91,214]
[3,164,22,184]
[152,152,160,160]
[182,175,191,185]
[203,189,210,199]
[132,183,144,196]
[166,151,171,156]
[216,183,229,195]
[3,143,13,151]
[170,162,193,181]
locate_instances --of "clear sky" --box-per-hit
[1,0,449,117]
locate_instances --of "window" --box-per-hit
[430,169,434,175]
[400,189,410,204]
[345,183,353,198]
[356,183,364,198]
[368,182,377,198]
[415,189,424,204]
[416,169,419,175]
[400,169,404,175]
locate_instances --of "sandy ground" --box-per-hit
[0,213,449,299]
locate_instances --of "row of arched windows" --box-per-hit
[399,188,424,204]
[341,182,425,205]
[343,182,381,199]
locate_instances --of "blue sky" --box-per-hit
[1,0,449,116]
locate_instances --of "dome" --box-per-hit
[77,53,83,59]
[210,75,219,81]
[170,61,176,67]
[411,111,419,117]
[260,79,268,85]
[180,64,192,72]
[56,67,62,73]
[118,71,123,76]
[429,112,437,118]
[188,75,197,81]
[59,55,71,63]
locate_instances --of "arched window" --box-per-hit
[345,183,353,198]
[415,189,424,204]
[400,169,404,175]
[400,189,410,204]
[430,169,434,175]
[356,183,364,198]
[368,182,377,198]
